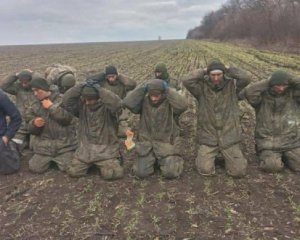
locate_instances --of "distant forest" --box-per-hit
[187,0,300,45]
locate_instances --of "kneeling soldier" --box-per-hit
[63,80,124,180]
[27,77,77,173]
[243,70,300,172]
[123,79,188,179]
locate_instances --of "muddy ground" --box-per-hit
[0,40,299,239]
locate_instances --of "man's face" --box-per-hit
[272,84,288,95]
[20,79,31,90]
[155,71,162,79]
[32,88,50,101]
[84,97,99,110]
[209,72,224,86]
[149,93,163,105]
[106,74,118,84]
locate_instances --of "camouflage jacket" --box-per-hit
[63,84,122,163]
[0,74,36,117]
[89,73,136,99]
[45,64,76,86]
[26,91,77,156]
[243,78,300,151]
[123,86,188,158]
[183,67,250,149]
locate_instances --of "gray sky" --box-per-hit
[0,0,225,45]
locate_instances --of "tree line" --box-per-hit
[187,0,300,45]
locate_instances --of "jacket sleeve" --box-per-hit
[25,101,43,136]
[167,89,188,115]
[0,93,22,139]
[182,69,205,99]
[27,120,43,136]
[0,75,19,95]
[48,100,74,126]
[99,88,122,114]
[89,72,106,85]
[243,79,269,108]
[226,67,251,97]
[122,85,145,114]
[171,78,181,91]
[118,74,137,91]
[63,84,83,117]
[290,77,300,104]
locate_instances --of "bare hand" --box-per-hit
[41,99,53,109]
[2,136,9,146]
[33,117,46,127]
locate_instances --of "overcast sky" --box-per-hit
[0,0,225,45]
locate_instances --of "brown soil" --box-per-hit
[0,40,299,240]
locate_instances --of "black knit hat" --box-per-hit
[207,59,226,73]
[105,65,118,75]
[30,77,50,91]
[269,70,290,86]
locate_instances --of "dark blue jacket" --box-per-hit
[0,89,22,139]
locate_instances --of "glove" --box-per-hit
[162,81,169,92]
[41,99,53,109]
[33,117,46,128]
[86,78,101,90]
[86,78,99,86]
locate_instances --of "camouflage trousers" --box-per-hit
[12,120,30,152]
[67,158,124,180]
[259,148,300,173]
[133,151,184,179]
[196,144,247,177]
[29,151,74,173]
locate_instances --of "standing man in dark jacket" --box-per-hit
[0,89,22,174]
[243,70,300,172]
[0,89,22,145]
[89,65,136,137]
[123,79,188,179]
[183,59,250,177]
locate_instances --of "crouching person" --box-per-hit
[243,70,300,173]
[27,77,77,173]
[123,79,188,179]
[63,80,124,180]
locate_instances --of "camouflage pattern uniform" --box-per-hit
[183,66,250,177]
[123,80,188,179]
[26,92,77,173]
[63,84,124,180]
[45,64,76,94]
[243,75,300,172]
[154,63,181,91]
[0,73,36,147]
[89,72,136,137]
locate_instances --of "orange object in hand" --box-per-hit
[33,117,46,127]
[41,98,53,109]
[125,130,135,151]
